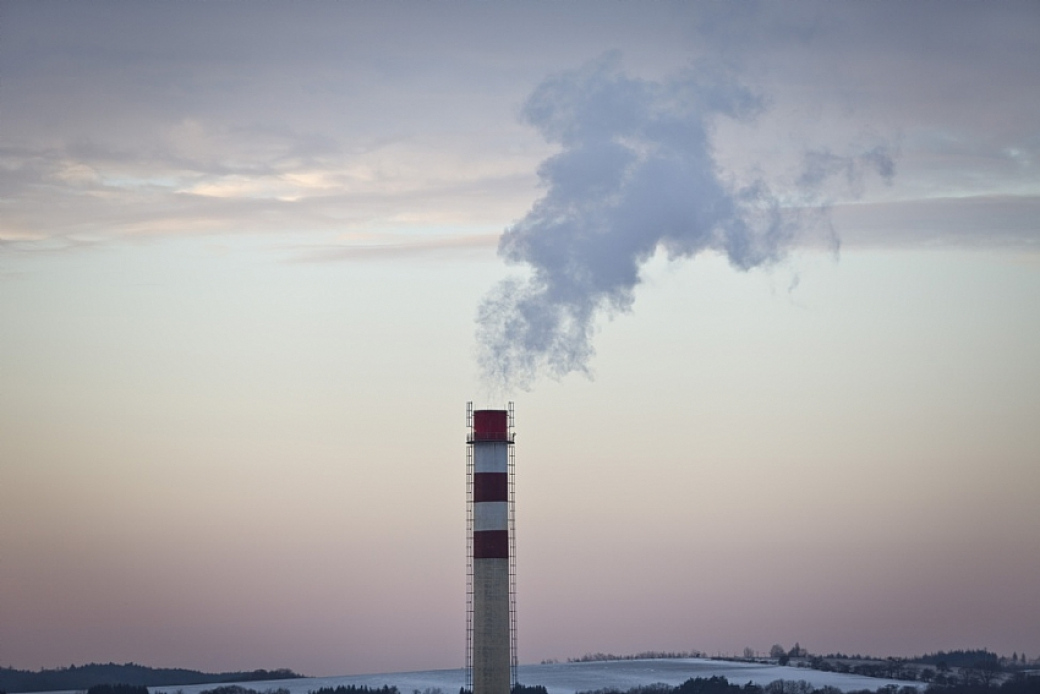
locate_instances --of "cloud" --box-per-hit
[0,123,538,243]
[476,54,894,392]
[3,1,1035,258]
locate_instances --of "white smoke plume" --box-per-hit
[477,53,893,392]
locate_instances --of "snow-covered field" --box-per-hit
[146,659,920,694]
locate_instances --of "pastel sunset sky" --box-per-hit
[1,0,1038,678]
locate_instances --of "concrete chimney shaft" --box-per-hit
[469,408,513,694]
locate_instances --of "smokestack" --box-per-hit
[467,403,516,694]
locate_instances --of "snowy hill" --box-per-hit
[149,658,921,694]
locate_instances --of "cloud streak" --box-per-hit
[477,54,893,391]
[289,232,498,263]
[0,129,537,242]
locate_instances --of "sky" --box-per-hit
[1,0,1039,679]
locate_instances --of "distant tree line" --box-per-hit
[311,685,400,694]
[87,684,151,694]
[0,663,302,693]
[458,684,549,694]
[710,645,1036,688]
[511,684,549,694]
[796,649,1034,686]
[200,686,291,694]
[575,674,1040,694]
[568,652,707,664]
[914,652,1001,669]
[196,684,400,694]
[84,684,294,694]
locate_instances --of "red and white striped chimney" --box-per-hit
[467,404,515,694]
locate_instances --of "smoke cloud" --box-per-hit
[477,53,893,391]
